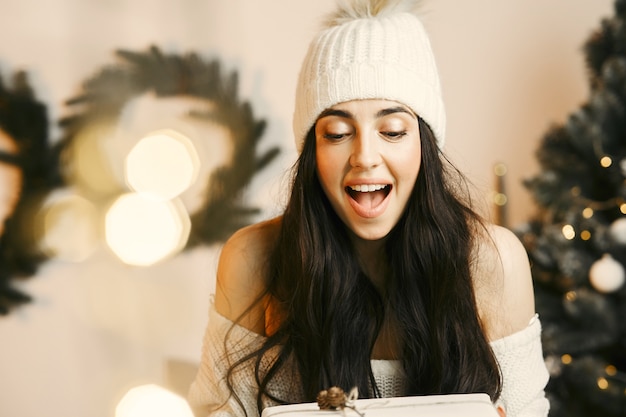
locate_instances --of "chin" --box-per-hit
[349,225,392,242]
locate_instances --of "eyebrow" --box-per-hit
[316,106,415,121]
[317,108,353,120]
[376,106,415,118]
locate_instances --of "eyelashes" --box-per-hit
[323,132,348,141]
[322,130,408,141]
[381,131,407,140]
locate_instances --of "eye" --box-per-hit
[316,117,353,142]
[323,132,350,141]
[381,130,407,140]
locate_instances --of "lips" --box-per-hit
[346,184,391,218]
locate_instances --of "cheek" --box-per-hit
[395,143,422,183]
[315,145,344,191]
[315,154,336,195]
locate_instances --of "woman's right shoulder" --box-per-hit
[221,216,282,263]
[214,216,282,332]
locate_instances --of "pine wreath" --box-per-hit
[0,70,62,315]
[57,45,280,248]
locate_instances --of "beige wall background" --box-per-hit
[0,1,614,416]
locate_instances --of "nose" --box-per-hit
[349,131,381,169]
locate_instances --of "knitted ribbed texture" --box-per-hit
[187,308,549,417]
[187,306,303,417]
[491,315,550,417]
[370,360,408,396]
[293,9,446,152]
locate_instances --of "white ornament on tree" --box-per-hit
[609,217,626,245]
[589,253,625,293]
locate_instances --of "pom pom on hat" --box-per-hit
[293,0,446,152]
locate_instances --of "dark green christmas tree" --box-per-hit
[517,1,626,415]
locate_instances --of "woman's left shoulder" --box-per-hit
[473,223,537,341]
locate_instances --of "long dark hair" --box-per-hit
[226,117,502,414]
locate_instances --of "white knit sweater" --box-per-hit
[188,306,550,417]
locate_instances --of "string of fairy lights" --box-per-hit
[527,144,626,405]
[494,152,626,407]
[36,127,199,266]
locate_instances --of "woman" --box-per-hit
[188,1,550,416]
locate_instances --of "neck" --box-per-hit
[351,235,389,292]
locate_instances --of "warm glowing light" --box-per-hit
[582,207,594,219]
[565,291,577,302]
[606,365,617,376]
[562,224,576,240]
[125,129,200,200]
[69,122,124,194]
[597,377,609,390]
[621,203,626,215]
[105,193,190,266]
[116,384,194,417]
[580,230,591,241]
[38,191,99,262]
[493,193,507,206]
[493,163,507,177]
[600,156,613,168]
[561,354,572,365]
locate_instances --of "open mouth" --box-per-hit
[346,184,391,211]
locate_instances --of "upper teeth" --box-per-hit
[349,184,387,192]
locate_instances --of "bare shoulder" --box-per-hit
[473,223,536,341]
[214,216,282,334]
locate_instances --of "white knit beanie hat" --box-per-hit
[293,0,446,152]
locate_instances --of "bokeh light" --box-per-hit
[597,377,609,390]
[493,162,507,177]
[493,193,508,206]
[582,207,594,219]
[105,193,190,266]
[116,384,193,417]
[38,190,99,262]
[125,129,200,200]
[68,122,125,195]
[562,224,576,240]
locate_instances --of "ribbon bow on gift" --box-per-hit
[316,387,363,416]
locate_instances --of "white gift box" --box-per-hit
[261,393,499,417]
